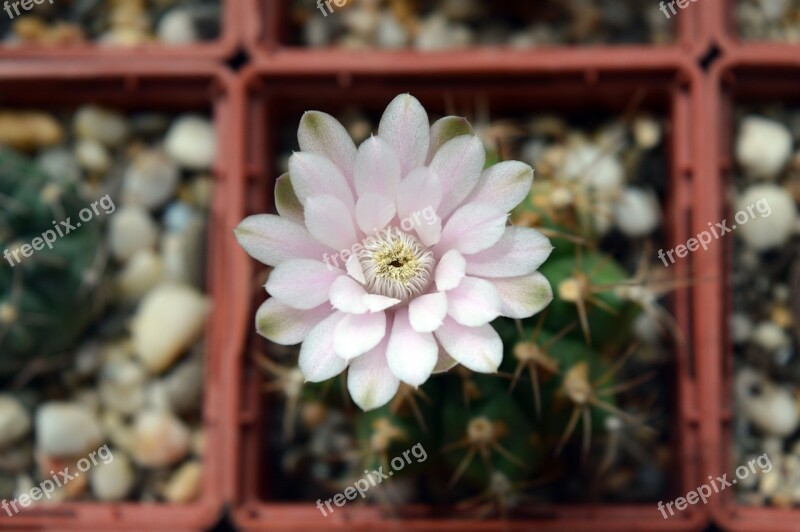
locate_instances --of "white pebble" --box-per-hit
[736,116,793,179]
[132,284,209,374]
[131,411,191,467]
[115,249,164,303]
[736,368,799,437]
[376,12,407,49]
[99,358,147,416]
[35,403,103,457]
[122,149,180,210]
[0,396,30,449]
[108,207,159,262]
[74,106,129,147]
[37,148,81,184]
[731,313,753,344]
[165,115,216,171]
[613,187,661,237]
[560,143,624,197]
[752,321,790,351]
[633,115,662,149]
[75,139,112,174]
[162,358,204,415]
[162,460,202,503]
[90,451,135,501]
[157,9,198,45]
[735,184,796,251]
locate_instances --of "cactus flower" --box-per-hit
[235,94,553,410]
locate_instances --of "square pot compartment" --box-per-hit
[711,0,800,56]
[0,62,239,530]
[230,62,708,531]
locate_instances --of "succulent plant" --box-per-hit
[0,147,103,376]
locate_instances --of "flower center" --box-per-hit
[357,228,434,302]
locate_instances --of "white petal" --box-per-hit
[289,152,354,209]
[446,276,501,326]
[408,292,447,333]
[265,259,341,310]
[491,272,553,319]
[235,214,331,267]
[465,227,553,278]
[256,298,332,345]
[299,311,348,382]
[275,173,304,224]
[378,94,430,176]
[353,136,401,198]
[415,215,442,247]
[304,195,358,251]
[347,335,398,411]
[297,110,358,181]
[386,308,438,386]
[355,193,396,234]
[434,318,502,373]
[435,249,466,291]
[432,348,458,374]
[334,311,387,360]
[395,167,443,219]
[435,202,507,255]
[345,253,366,284]
[429,135,485,217]
[427,116,474,164]
[464,161,534,213]
[363,294,402,312]
[329,275,368,314]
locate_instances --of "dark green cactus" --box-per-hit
[0,147,103,376]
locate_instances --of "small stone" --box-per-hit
[99,358,147,415]
[35,403,103,457]
[188,176,213,209]
[131,411,191,467]
[376,12,407,49]
[160,216,206,287]
[0,396,30,450]
[74,106,129,147]
[131,284,209,374]
[735,368,800,437]
[735,184,796,251]
[122,149,180,210]
[100,411,134,453]
[560,143,624,197]
[157,9,198,45]
[115,249,164,303]
[75,138,112,174]
[613,187,661,237]
[162,460,202,503]
[162,358,203,415]
[736,116,793,179]
[731,313,753,344]
[90,451,135,501]
[0,112,63,151]
[108,206,159,262]
[165,115,216,171]
[752,320,790,352]
[303,15,332,48]
[36,148,81,184]
[415,14,473,50]
[633,115,662,149]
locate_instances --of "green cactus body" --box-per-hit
[0,147,102,376]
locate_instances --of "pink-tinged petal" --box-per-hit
[427,116,474,164]
[304,195,358,251]
[386,308,437,386]
[329,275,368,314]
[435,249,466,291]
[432,347,458,374]
[378,94,430,176]
[256,298,332,345]
[363,294,401,312]
[435,202,507,256]
[415,216,442,247]
[429,135,485,217]
[446,276,501,327]
[289,152,354,209]
[355,193,396,234]
[297,111,357,182]
[465,227,553,278]
[491,272,553,319]
[235,214,331,267]
[275,173,304,225]
[464,161,534,213]
[353,136,401,198]
[408,291,447,333]
[334,311,387,360]
[395,167,443,218]
[434,318,502,373]
[299,311,348,382]
[345,253,366,284]
[265,259,341,310]
[347,335,398,411]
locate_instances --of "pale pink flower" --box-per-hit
[236,94,553,410]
